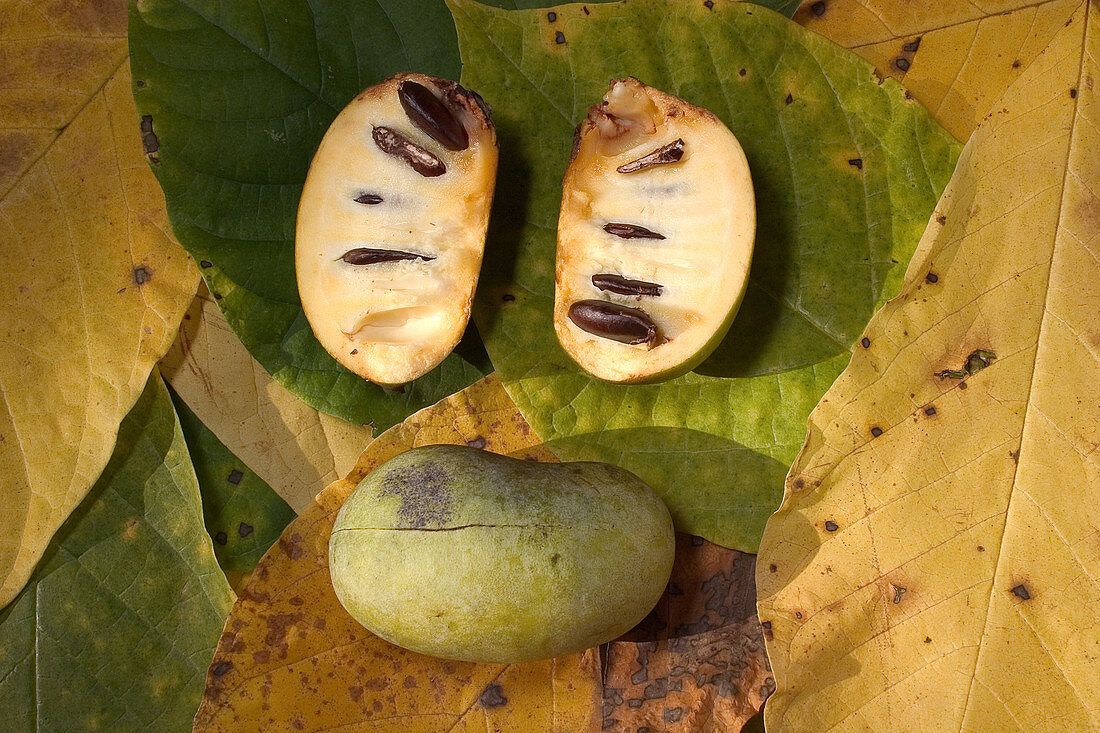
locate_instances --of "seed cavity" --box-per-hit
[373,126,446,177]
[617,139,685,173]
[568,300,660,347]
[591,273,663,296]
[341,248,435,265]
[398,80,469,151]
[354,192,383,205]
[604,222,666,240]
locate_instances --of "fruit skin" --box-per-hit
[555,77,756,384]
[328,445,675,663]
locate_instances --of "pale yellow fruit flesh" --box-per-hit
[296,74,497,387]
[555,78,755,383]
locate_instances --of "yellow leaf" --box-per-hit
[160,284,373,513]
[194,374,600,732]
[196,375,770,730]
[0,0,129,196]
[796,0,1079,140]
[0,31,199,606]
[758,2,1100,729]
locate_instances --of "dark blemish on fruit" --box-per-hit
[871,427,883,438]
[238,522,254,538]
[132,266,152,286]
[849,158,863,170]
[1012,584,1031,601]
[892,585,906,604]
[785,93,793,105]
[903,37,921,53]
[860,337,870,348]
[924,406,936,416]
[769,564,777,572]
[1012,59,1021,68]
[502,293,515,302]
[895,57,911,72]
[811,1,826,16]
[139,115,160,154]
[547,11,557,21]
[214,531,228,546]
[465,435,487,449]
[704,0,714,9]
[380,462,452,528]
[479,683,508,708]
[200,260,213,268]
[555,31,566,44]
[228,469,243,485]
[825,521,839,532]
[354,193,383,205]
[926,272,939,283]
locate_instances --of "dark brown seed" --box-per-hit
[354,193,383,205]
[372,126,446,176]
[341,248,434,265]
[617,139,685,173]
[604,222,665,239]
[398,80,469,151]
[592,273,663,296]
[568,300,660,346]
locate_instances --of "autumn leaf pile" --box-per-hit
[0,0,1095,730]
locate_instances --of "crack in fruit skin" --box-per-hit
[340,248,435,265]
[616,138,685,173]
[398,80,470,151]
[568,299,660,346]
[372,126,446,177]
[603,222,666,239]
[591,273,663,296]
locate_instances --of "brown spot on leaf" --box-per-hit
[785,93,793,105]
[238,522,254,538]
[849,158,863,170]
[924,406,937,416]
[926,271,939,283]
[1070,88,1078,99]
[214,531,227,546]
[199,259,213,268]
[1012,584,1031,600]
[769,564,777,572]
[1009,450,1020,463]
[479,683,508,708]
[824,520,839,532]
[902,37,921,53]
[228,469,243,484]
[870,426,883,438]
[279,533,304,560]
[547,10,557,21]
[860,337,870,348]
[211,660,233,677]
[252,650,270,664]
[554,30,566,44]
[924,636,932,643]
[793,478,805,490]
[139,115,160,154]
[704,0,714,8]
[132,266,152,286]
[1012,59,1022,68]
[465,435,487,449]
[348,686,363,702]
[892,585,906,604]
[894,57,911,72]
[811,1,826,16]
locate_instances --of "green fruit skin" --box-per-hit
[329,444,675,663]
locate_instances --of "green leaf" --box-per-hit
[453,0,960,551]
[0,373,233,731]
[127,0,490,430]
[170,388,295,575]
